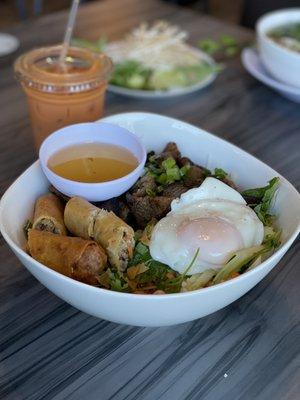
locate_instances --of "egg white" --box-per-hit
[149,178,264,274]
[171,177,246,211]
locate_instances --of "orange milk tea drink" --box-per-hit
[14,45,113,149]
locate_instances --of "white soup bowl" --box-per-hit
[256,8,300,88]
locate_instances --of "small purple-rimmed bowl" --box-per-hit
[39,122,147,201]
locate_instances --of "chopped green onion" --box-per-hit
[162,157,176,169]
[212,167,228,180]
[180,164,191,177]
[166,166,181,181]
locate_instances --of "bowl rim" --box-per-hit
[256,8,300,59]
[39,121,147,188]
[241,47,300,95]
[1,112,300,300]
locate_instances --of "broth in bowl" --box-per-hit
[48,143,138,183]
[268,22,300,53]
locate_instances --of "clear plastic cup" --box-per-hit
[14,45,113,149]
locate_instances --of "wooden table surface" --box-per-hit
[0,1,299,399]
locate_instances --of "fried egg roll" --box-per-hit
[64,197,99,239]
[28,229,107,285]
[93,209,135,272]
[64,196,135,271]
[33,193,67,235]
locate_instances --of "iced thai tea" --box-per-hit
[14,45,112,149]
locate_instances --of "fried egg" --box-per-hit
[149,177,264,274]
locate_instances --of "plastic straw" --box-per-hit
[59,0,80,67]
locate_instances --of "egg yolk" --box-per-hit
[178,216,244,265]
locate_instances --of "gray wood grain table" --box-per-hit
[0,0,299,399]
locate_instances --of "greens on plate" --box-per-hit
[72,21,218,92]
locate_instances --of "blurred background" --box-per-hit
[1,0,299,29]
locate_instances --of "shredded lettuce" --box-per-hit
[181,269,217,292]
[263,226,281,249]
[213,245,266,284]
[110,60,152,89]
[148,63,216,90]
[110,60,217,91]
[246,256,262,271]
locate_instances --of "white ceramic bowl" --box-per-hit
[241,47,300,103]
[1,112,299,327]
[256,8,300,88]
[39,122,147,201]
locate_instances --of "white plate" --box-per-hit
[0,33,19,56]
[108,49,217,99]
[241,47,300,103]
[1,112,299,327]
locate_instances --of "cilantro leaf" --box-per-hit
[161,248,200,293]
[243,177,280,224]
[110,272,128,292]
[137,260,171,284]
[99,269,128,292]
[129,242,151,266]
[128,241,176,288]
